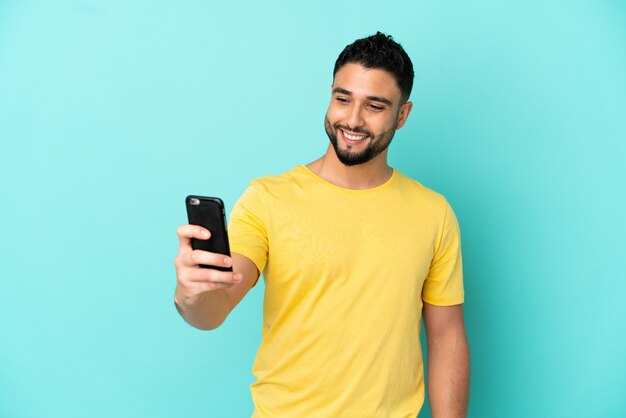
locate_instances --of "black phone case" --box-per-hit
[185,195,233,272]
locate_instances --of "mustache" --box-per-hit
[333,123,373,137]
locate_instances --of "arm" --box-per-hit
[423,302,470,418]
[174,225,259,330]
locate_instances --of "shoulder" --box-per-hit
[233,166,309,219]
[246,165,310,196]
[393,170,451,211]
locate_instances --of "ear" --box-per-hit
[396,101,413,130]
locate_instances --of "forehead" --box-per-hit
[332,63,401,102]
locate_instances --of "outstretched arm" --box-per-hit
[174,224,259,330]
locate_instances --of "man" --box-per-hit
[174,32,470,417]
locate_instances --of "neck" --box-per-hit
[306,145,393,190]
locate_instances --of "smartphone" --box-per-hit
[185,195,232,271]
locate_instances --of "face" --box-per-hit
[324,63,412,166]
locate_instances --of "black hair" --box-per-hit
[333,31,414,102]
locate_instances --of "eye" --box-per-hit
[335,96,350,104]
[368,104,384,111]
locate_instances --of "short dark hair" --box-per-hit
[333,31,414,102]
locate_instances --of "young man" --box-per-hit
[174,32,470,417]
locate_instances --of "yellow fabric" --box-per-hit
[229,165,464,418]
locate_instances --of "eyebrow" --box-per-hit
[332,87,393,106]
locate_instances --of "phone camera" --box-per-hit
[190,198,200,205]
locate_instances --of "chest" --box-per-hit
[263,194,438,293]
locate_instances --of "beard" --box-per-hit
[324,114,398,166]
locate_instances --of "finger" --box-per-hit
[176,224,211,253]
[184,250,233,269]
[186,280,234,293]
[186,268,242,285]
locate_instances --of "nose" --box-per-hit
[347,104,365,129]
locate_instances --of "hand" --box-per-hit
[173,225,243,306]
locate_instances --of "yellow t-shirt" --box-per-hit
[229,165,464,418]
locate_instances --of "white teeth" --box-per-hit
[343,130,366,141]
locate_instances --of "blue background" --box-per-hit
[1,1,625,417]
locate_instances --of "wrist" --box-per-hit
[174,289,201,313]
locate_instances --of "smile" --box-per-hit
[340,129,368,142]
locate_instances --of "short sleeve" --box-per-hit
[422,200,465,306]
[228,181,269,286]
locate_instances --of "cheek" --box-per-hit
[327,102,350,120]
[370,115,392,132]
[325,107,339,122]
